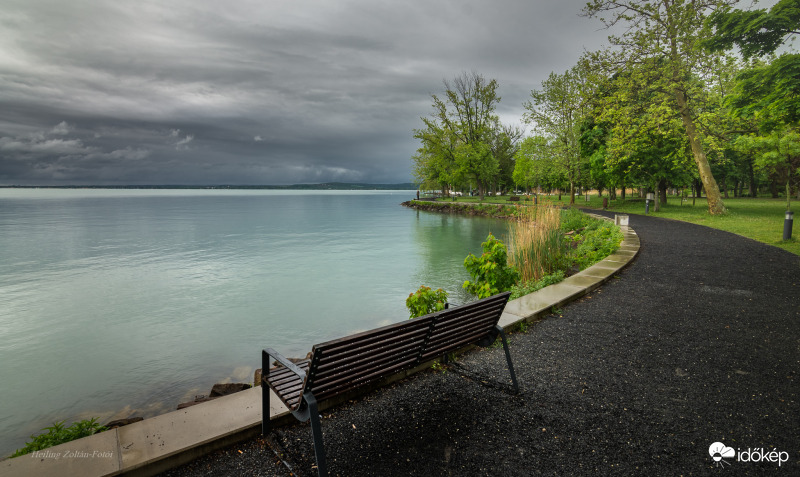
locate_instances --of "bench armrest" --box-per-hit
[264,347,307,381]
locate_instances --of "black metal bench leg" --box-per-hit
[304,392,328,477]
[262,349,271,435]
[496,325,519,394]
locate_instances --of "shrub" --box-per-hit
[12,418,107,458]
[569,221,624,270]
[406,285,448,318]
[463,233,520,299]
[510,270,566,299]
[560,207,594,232]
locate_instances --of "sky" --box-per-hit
[0,0,618,185]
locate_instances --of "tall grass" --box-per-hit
[508,204,566,283]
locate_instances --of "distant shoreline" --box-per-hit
[0,182,417,191]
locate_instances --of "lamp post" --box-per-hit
[784,211,794,241]
[645,192,654,215]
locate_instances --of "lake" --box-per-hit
[0,189,509,456]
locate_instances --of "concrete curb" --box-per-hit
[1,213,638,477]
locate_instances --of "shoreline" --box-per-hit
[401,199,527,219]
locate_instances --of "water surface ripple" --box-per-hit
[0,189,508,456]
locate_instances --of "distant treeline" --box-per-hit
[1,182,418,190]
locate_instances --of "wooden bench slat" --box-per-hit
[311,357,420,401]
[430,328,490,348]
[312,340,425,377]
[421,332,492,361]
[266,361,311,411]
[310,347,422,388]
[272,379,304,395]
[314,332,427,376]
[267,366,307,384]
[426,319,495,345]
[312,329,429,367]
[313,316,434,356]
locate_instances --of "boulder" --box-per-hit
[209,383,251,397]
[272,351,312,368]
[104,417,143,429]
[177,396,213,410]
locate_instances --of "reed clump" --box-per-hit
[508,204,567,283]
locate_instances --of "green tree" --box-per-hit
[414,72,509,200]
[523,64,590,204]
[735,129,800,210]
[586,61,697,207]
[513,135,565,193]
[579,117,614,198]
[706,0,800,203]
[582,0,732,215]
[490,124,525,193]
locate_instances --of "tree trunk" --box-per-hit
[748,158,757,197]
[786,179,791,212]
[654,186,661,212]
[569,182,576,205]
[673,88,725,214]
[770,179,779,198]
[659,179,667,205]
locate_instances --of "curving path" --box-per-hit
[161,212,799,476]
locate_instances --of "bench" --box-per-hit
[261,291,517,476]
[509,195,520,201]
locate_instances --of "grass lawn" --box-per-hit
[439,193,799,256]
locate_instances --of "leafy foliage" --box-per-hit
[463,233,520,299]
[510,271,566,300]
[12,418,107,458]
[705,0,800,59]
[734,129,800,211]
[560,208,624,269]
[406,286,449,319]
[569,221,625,270]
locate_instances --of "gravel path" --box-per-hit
[160,212,799,476]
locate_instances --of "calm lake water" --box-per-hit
[0,189,508,456]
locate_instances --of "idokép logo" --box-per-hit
[709,441,789,468]
[709,442,735,467]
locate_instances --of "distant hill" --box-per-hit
[2,183,418,190]
[269,182,417,190]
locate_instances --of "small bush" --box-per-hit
[406,285,448,318]
[12,418,107,458]
[463,233,520,299]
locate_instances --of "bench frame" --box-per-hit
[261,291,517,476]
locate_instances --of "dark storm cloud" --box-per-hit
[0,0,611,185]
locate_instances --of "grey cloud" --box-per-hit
[0,0,613,185]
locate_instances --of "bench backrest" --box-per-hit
[420,291,510,362]
[302,292,511,403]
